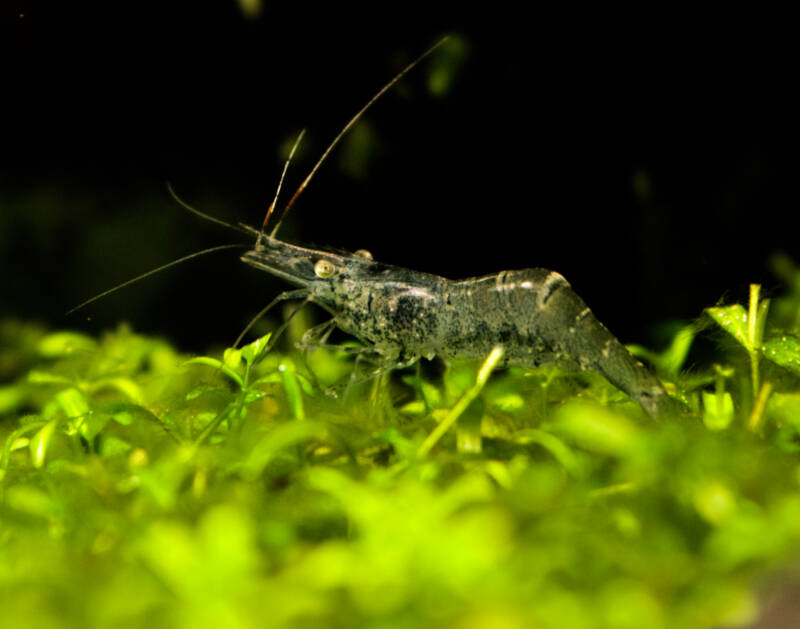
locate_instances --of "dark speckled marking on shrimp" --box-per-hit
[241,236,680,418]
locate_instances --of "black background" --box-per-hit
[3,2,797,353]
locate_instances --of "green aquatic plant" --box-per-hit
[2,269,800,628]
[706,283,800,433]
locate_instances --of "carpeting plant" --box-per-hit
[2,270,800,628]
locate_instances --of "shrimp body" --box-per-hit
[71,38,677,418]
[242,235,676,418]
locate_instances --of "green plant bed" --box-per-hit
[2,276,800,629]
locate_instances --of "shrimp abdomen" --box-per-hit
[443,269,675,417]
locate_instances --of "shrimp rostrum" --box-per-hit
[241,235,678,419]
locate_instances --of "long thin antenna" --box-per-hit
[259,128,306,245]
[269,36,450,238]
[66,244,247,315]
[167,183,251,235]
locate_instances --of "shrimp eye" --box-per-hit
[314,259,336,278]
[354,249,373,260]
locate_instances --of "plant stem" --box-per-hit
[748,381,773,433]
[748,284,760,402]
[417,345,504,457]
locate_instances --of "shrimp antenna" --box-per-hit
[66,244,247,315]
[269,35,450,238]
[167,182,251,236]
[259,128,306,245]
[68,185,261,314]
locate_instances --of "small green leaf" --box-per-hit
[11,436,31,451]
[223,347,243,370]
[76,412,111,442]
[55,387,89,419]
[693,478,737,526]
[379,428,419,461]
[399,400,427,415]
[30,419,60,468]
[98,435,132,457]
[748,285,769,352]
[250,373,282,387]
[5,485,59,519]
[111,409,133,425]
[514,428,585,477]
[27,370,74,385]
[2,421,46,471]
[242,390,269,405]
[303,346,353,386]
[184,356,223,370]
[98,401,162,430]
[37,331,96,358]
[240,333,272,366]
[551,402,640,457]
[702,391,735,431]
[257,369,315,396]
[706,304,749,348]
[628,323,696,375]
[88,377,143,403]
[0,384,26,414]
[767,392,800,427]
[183,357,244,388]
[761,334,800,374]
[402,374,443,409]
[294,371,316,396]
[279,358,304,420]
[240,421,328,478]
[489,392,525,412]
[484,460,513,489]
[185,384,226,402]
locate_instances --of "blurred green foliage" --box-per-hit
[2,266,800,628]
